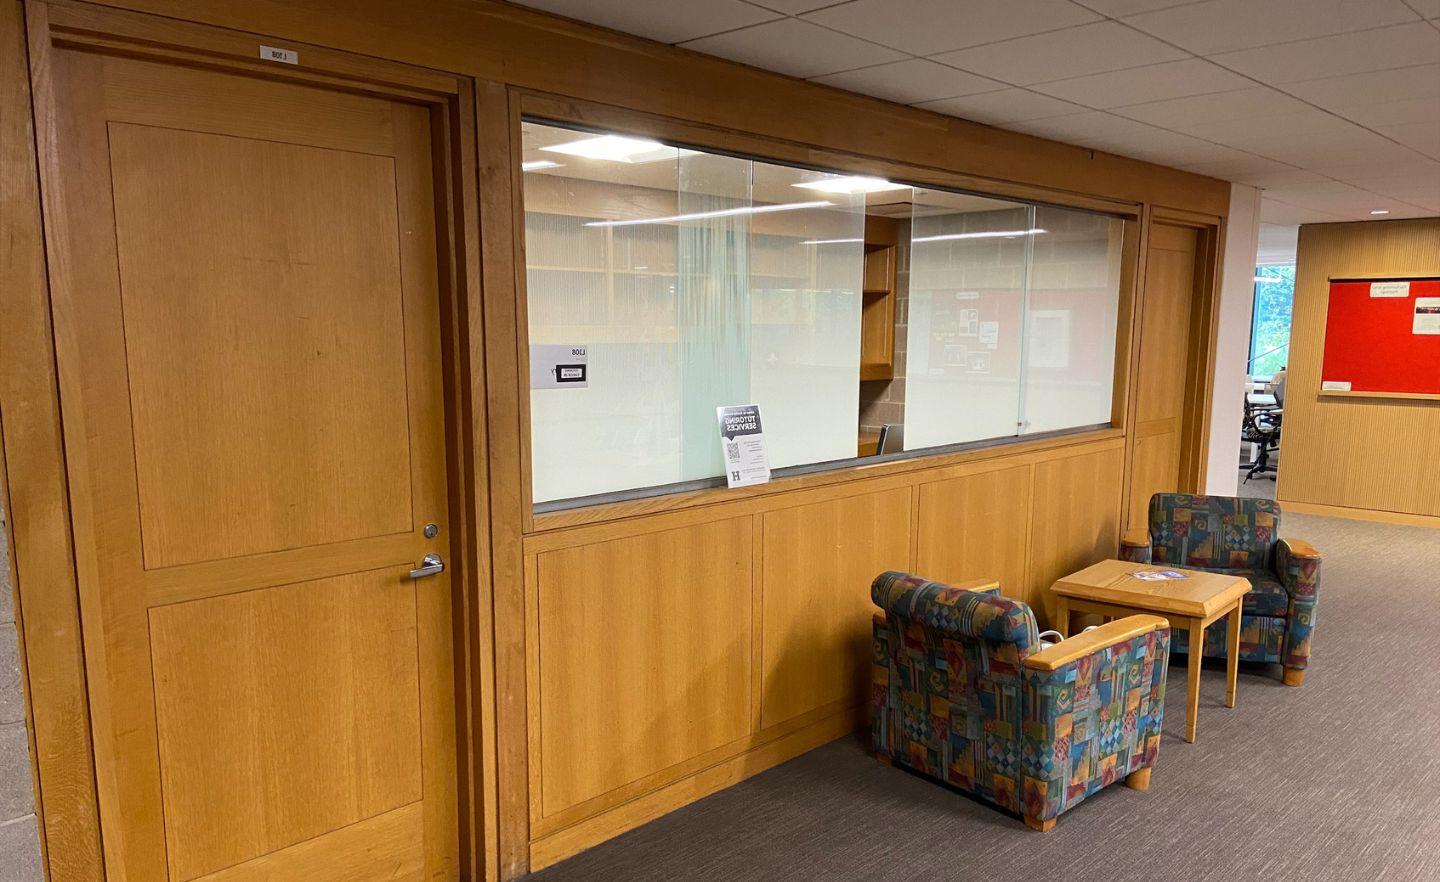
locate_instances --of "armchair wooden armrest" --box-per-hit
[1278,537,1320,559]
[1023,615,1170,672]
[1120,528,1149,549]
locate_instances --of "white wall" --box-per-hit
[1204,183,1261,496]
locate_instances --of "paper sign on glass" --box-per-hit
[1414,298,1440,335]
[530,344,588,389]
[717,404,770,489]
[1370,281,1410,298]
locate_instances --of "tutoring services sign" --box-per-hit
[716,404,770,489]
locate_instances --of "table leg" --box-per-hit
[1185,618,1203,743]
[1054,597,1069,638]
[1225,602,1241,709]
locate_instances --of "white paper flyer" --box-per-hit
[716,404,770,489]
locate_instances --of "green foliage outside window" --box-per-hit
[1249,265,1294,378]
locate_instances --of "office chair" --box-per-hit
[876,422,904,454]
[1241,394,1280,483]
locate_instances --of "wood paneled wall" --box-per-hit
[519,436,1124,868]
[0,1,1231,880]
[1278,219,1440,522]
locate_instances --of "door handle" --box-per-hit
[409,553,445,579]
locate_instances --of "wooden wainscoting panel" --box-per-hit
[915,464,1032,602]
[109,121,415,569]
[147,567,423,880]
[1127,418,1181,528]
[533,516,753,818]
[758,488,912,730]
[1028,445,1125,629]
[194,804,425,882]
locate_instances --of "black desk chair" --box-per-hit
[1242,396,1281,483]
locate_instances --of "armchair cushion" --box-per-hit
[1148,494,1279,571]
[1220,570,1289,617]
[871,571,1038,655]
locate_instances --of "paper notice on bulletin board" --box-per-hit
[1371,281,1410,298]
[1415,298,1440,335]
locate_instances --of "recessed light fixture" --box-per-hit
[912,228,1047,243]
[541,134,680,163]
[1370,209,1390,216]
[585,200,832,228]
[800,237,865,245]
[521,160,561,172]
[1254,276,1276,283]
[794,175,910,195]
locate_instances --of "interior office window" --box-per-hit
[1249,265,1295,379]
[1020,205,1124,435]
[905,195,1124,450]
[520,121,863,505]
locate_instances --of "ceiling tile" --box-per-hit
[915,89,1089,125]
[678,18,905,78]
[1333,97,1440,128]
[1174,108,1354,147]
[1379,120,1440,158]
[1114,87,1312,130]
[1078,0,1207,13]
[1241,125,1426,168]
[1402,0,1440,16]
[929,21,1187,86]
[1284,64,1440,110]
[1211,22,1440,85]
[1313,158,1440,181]
[1007,110,1141,145]
[746,0,842,13]
[802,0,1100,56]
[1031,58,1251,107]
[811,59,1006,104]
[1123,0,1421,55]
[1179,156,1327,187]
[513,0,779,44]
[1260,198,1349,224]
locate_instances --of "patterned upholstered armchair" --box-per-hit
[870,571,1170,832]
[1121,493,1320,687]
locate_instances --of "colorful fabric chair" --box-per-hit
[870,571,1170,832]
[1120,493,1320,686]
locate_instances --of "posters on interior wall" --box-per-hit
[716,404,769,488]
[1414,298,1440,335]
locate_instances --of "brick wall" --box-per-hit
[0,504,43,881]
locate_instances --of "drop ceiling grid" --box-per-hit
[510,0,1440,221]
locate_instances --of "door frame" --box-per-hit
[1,1,497,878]
[1121,205,1223,533]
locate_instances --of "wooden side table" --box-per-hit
[1052,559,1251,744]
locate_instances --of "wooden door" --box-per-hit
[38,38,458,882]
[1129,222,1202,528]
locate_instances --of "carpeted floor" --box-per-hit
[530,513,1440,881]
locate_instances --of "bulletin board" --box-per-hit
[1320,277,1440,400]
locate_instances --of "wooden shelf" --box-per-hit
[1319,389,1440,402]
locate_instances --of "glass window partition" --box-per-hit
[519,119,1128,510]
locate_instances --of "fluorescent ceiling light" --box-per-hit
[912,228,1046,243]
[794,176,909,194]
[1370,209,1390,216]
[1254,276,1280,283]
[521,159,561,172]
[801,237,864,245]
[585,200,832,228]
[541,134,680,163]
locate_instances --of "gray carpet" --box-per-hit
[530,513,1440,881]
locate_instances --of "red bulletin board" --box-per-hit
[1320,277,1440,397]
